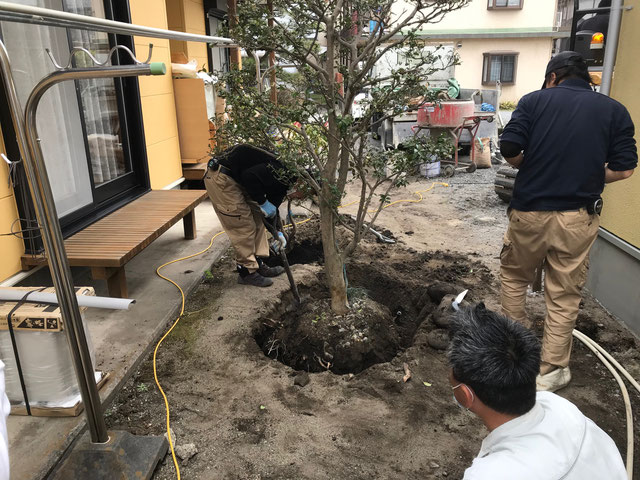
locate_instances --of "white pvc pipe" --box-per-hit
[573,329,634,479]
[574,329,640,396]
[0,288,135,310]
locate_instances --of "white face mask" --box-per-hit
[452,383,474,410]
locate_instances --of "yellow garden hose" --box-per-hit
[153,230,226,479]
[152,181,450,478]
[151,182,449,477]
[152,182,640,479]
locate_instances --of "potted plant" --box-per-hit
[401,134,454,178]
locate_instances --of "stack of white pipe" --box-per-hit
[573,329,640,480]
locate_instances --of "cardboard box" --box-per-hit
[0,286,106,416]
[173,78,212,164]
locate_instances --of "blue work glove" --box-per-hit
[259,200,277,218]
[277,232,287,251]
[270,232,287,253]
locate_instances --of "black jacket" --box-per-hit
[216,144,292,206]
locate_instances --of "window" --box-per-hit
[482,53,518,85]
[205,0,230,74]
[0,0,149,251]
[487,0,524,9]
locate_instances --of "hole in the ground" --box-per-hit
[264,239,324,267]
[255,231,493,375]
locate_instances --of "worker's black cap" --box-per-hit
[541,51,588,89]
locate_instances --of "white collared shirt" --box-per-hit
[464,391,627,480]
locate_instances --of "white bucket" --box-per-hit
[420,161,441,178]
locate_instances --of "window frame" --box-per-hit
[0,0,150,253]
[204,0,230,74]
[487,0,524,10]
[482,52,519,86]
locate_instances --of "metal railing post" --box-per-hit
[0,38,164,443]
[600,0,624,96]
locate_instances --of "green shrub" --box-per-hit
[499,101,517,111]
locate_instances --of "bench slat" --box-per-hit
[22,190,208,268]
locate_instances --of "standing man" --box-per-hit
[499,51,637,392]
[205,144,292,287]
[448,303,627,480]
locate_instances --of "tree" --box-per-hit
[215,0,468,314]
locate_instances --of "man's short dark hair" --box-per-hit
[448,303,541,415]
[545,65,593,87]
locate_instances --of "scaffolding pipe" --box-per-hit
[0,1,236,46]
[600,0,624,96]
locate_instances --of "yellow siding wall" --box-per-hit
[166,0,209,71]
[601,0,640,248]
[0,131,26,283]
[130,0,183,189]
[454,37,553,102]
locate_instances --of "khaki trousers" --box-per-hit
[500,209,599,371]
[204,169,269,272]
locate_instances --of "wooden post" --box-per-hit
[183,210,197,240]
[91,267,128,299]
[227,0,242,69]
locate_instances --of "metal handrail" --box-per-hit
[22,62,166,443]
[0,0,239,451]
[0,1,237,46]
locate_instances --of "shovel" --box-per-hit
[262,213,302,305]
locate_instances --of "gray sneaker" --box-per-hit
[258,263,285,278]
[238,272,273,287]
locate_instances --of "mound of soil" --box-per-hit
[258,296,400,374]
[256,225,494,377]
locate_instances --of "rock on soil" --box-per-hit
[293,371,310,387]
[175,443,198,464]
[427,329,451,351]
[432,294,470,328]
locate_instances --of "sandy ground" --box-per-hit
[106,165,640,479]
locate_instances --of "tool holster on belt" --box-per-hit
[587,197,603,215]
[208,157,233,177]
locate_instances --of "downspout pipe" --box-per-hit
[600,0,624,96]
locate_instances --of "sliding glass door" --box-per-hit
[0,0,148,249]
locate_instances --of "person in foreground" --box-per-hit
[448,303,627,480]
[499,51,637,392]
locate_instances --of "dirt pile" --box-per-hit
[257,295,400,374]
[256,227,494,377]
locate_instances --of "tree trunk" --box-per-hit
[320,200,349,315]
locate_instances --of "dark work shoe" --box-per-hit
[257,258,285,278]
[258,263,285,278]
[238,272,273,287]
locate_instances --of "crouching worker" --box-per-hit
[204,144,294,287]
[448,303,627,479]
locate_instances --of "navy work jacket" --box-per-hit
[501,78,637,211]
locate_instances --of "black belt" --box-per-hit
[208,159,233,177]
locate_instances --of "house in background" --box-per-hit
[394,0,568,103]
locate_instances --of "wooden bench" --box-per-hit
[21,190,209,298]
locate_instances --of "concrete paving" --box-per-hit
[7,200,229,480]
